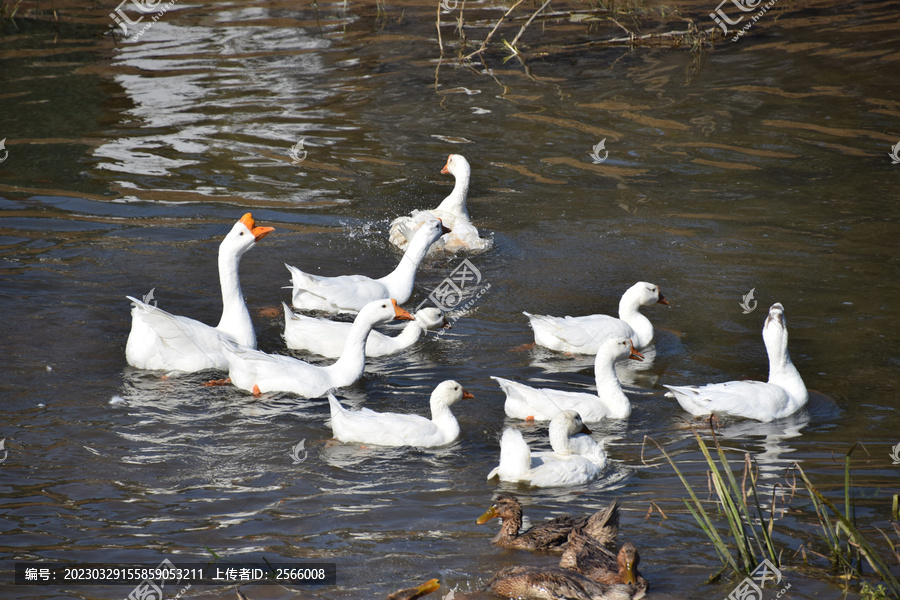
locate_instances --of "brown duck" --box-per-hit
[559,528,648,594]
[487,565,643,600]
[476,493,618,552]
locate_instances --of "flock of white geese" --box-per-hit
[125,153,809,491]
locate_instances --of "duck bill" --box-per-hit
[441,318,452,330]
[628,341,644,362]
[657,292,669,305]
[392,299,414,321]
[580,424,592,435]
[476,505,498,524]
[622,564,637,585]
[416,579,441,595]
[438,218,451,235]
[440,154,452,174]
[462,389,475,399]
[239,213,274,241]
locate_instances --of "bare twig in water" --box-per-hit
[508,0,553,49]
[462,0,527,61]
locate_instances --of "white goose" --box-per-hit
[287,218,448,314]
[665,302,808,422]
[493,337,644,422]
[221,299,413,397]
[524,282,668,354]
[125,213,274,373]
[388,154,491,255]
[328,380,473,447]
[488,410,607,488]
[283,303,448,358]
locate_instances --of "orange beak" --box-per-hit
[657,290,669,305]
[438,218,451,235]
[392,299,414,321]
[462,389,475,399]
[629,341,644,362]
[580,423,592,435]
[239,213,275,242]
[476,504,499,524]
[440,154,452,175]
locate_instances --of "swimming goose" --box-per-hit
[287,218,449,314]
[476,493,619,552]
[487,566,642,600]
[524,282,668,354]
[494,338,643,422]
[284,304,448,358]
[328,380,472,447]
[488,411,607,488]
[665,302,807,422]
[388,154,491,255]
[221,299,413,397]
[125,213,274,373]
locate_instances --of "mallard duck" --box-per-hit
[328,380,473,447]
[487,566,643,600]
[665,303,807,422]
[387,578,441,600]
[524,282,668,355]
[287,218,449,314]
[221,299,413,397]
[125,213,274,373]
[493,337,643,422]
[388,154,491,255]
[487,411,607,488]
[284,304,448,358]
[560,529,648,594]
[476,493,618,552]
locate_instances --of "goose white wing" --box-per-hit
[286,264,389,313]
[221,340,330,397]
[494,377,608,422]
[529,452,604,488]
[525,313,633,354]
[126,296,227,372]
[283,303,350,358]
[665,380,793,422]
[488,427,532,481]
[329,395,441,446]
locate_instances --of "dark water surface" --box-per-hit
[1,1,899,598]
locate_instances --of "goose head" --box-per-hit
[623,281,668,308]
[357,298,414,327]
[431,379,473,409]
[599,337,644,363]
[548,410,591,456]
[441,153,471,179]
[223,213,274,257]
[414,307,451,330]
[762,302,789,363]
[406,217,451,256]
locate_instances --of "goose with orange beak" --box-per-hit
[493,337,643,422]
[388,154,492,255]
[221,299,413,398]
[125,213,274,373]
